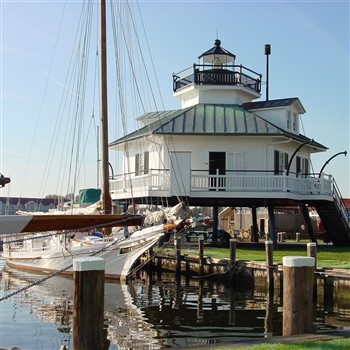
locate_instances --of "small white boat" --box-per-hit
[2,225,161,280]
[1,202,189,280]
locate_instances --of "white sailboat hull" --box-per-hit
[2,226,165,280]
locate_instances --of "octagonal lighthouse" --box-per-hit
[172,39,262,108]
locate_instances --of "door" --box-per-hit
[209,152,226,190]
[170,152,191,196]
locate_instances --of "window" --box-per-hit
[287,111,291,129]
[293,113,298,132]
[135,151,149,176]
[296,156,309,177]
[274,150,288,175]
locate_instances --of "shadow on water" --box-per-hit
[0,259,349,349]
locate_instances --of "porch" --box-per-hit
[109,170,334,202]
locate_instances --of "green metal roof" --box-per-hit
[154,104,278,134]
[109,104,326,150]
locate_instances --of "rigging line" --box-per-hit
[20,1,68,197]
[37,1,92,198]
[110,3,137,201]
[300,116,316,175]
[134,0,165,111]
[131,1,189,203]
[72,6,95,193]
[66,3,94,197]
[113,2,148,116]
[92,48,99,188]
[126,2,175,181]
[116,3,187,207]
[127,1,164,112]
[116,3,188,205]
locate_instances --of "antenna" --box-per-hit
[265,44,271,101]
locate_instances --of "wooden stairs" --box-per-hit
[310,199,350,246]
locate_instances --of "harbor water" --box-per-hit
[0,258,349,349]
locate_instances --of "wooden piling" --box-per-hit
[147,246,154,271]
[198,238,204,276]
[229,238,237,282]
[265,240,274,290]
[282,256,315,336]
[295,232,300,242]
[307,242,317,268]
[73,257,105,350]
[175,237,181,275]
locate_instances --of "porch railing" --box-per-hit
[173,64,262,93]
[110,169,334,198]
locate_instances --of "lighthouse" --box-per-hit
[173,39,262,108]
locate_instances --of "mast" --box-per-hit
[99,0,112,216]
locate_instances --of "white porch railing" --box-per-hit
[110,169,334,199]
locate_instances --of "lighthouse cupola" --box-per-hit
[199,39,236,69]
[173,39,262,108]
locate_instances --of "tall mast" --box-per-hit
[99,0,112,216]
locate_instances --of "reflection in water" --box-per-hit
[127,274,271,348]
[0,260,349,349]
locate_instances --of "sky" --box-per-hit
[1,0,349,199]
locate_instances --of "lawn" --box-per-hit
[163,243,350,269]
[219,337,350,349]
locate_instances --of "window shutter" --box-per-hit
[305,159,309,177]
[144,151,149,174]
[274,150,279,175]
[135,154,139,176]
[296,156,301,176]
[284,153,289,171]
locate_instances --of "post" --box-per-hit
[229,238,237,282]
[301,204,317,243]
[267,203,277,248]
[307,242,318,298]
[212,205,219,245]
[307,242,317,268]
[265,240,274,291]
[147,246,154,268]
[73,257,105,350]
[175,237,181,275]
[251,206,259,242]
[265,44,271,101]
[295,232,300,242]
[198,238,204,276]
[282,256,315,336]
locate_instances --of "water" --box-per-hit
[1,258,349,349]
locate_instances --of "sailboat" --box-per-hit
[1,1,190,280]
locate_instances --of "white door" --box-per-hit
[170,152,191,196]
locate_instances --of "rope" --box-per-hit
[0,264,73,302]
[127,224,238,280]
[125,223,188,278]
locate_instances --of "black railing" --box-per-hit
[332,179,350,228]
[173,64,262,93]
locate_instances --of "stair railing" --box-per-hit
[332,178,350,229]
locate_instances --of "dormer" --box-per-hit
[172,39,262,109]
[242,98,306,135]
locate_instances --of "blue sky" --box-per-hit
[1,0,349,198]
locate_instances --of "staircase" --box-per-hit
[309,181,350,246]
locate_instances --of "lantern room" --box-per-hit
[173,39,262,108]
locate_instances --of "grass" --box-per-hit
[161,244,350,268]
[219,337,350,349]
